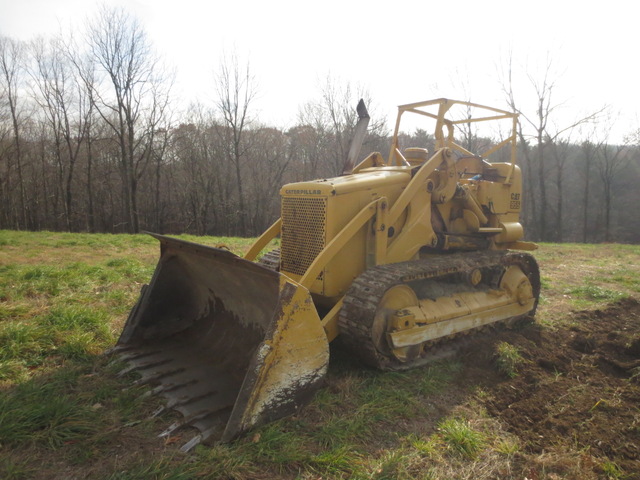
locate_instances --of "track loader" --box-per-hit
[113,98,540,451]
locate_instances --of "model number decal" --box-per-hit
[510,193,521,210]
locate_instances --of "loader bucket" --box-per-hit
[114,233,329,451]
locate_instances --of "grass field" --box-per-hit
[1,230,639,479]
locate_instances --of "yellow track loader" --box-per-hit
[113,98,540,451]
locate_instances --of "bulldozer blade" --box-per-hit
[115,233,329,447]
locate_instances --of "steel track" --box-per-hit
[338,250,540,370]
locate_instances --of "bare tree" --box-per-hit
[597,141,631,242]
[29,37,94,231]
[0,36,27,228]
[85,6,172,233]
[548,137,573,242]
[579,136,602,243]
[214,52,256,236]
[174,121,212,235]
[501,54,604,241]
[320,77,355,175]
[62,32,103,232]
[297,76,387,178]
[292,103,336,179]
[246,126,291,233]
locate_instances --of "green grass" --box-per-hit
[567,284,627,302]
[0,368,99,448]
[533,242,640,323]
[437,417,485,459]
[0,458,36,480]
[0,231,638,479]
[0,305,114,381]
[494,342,525,378]
[600,460,624,479]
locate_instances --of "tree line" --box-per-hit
[1,7,638,243]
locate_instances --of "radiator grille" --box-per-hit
[281,197,327,276]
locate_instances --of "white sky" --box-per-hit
[0,0,638,141]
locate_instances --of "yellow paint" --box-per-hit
[274,99,532,338]
[227,275,329,438]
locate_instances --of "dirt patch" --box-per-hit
[463,298,640,478]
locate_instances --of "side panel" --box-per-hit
[477,164,525,244]
[279,171,410,301]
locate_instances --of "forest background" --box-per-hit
[1,6,639,243]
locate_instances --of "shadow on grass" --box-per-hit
[1,339,483,480]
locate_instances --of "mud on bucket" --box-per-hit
[114,234,329,451]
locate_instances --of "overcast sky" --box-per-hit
[0,0,637,141]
